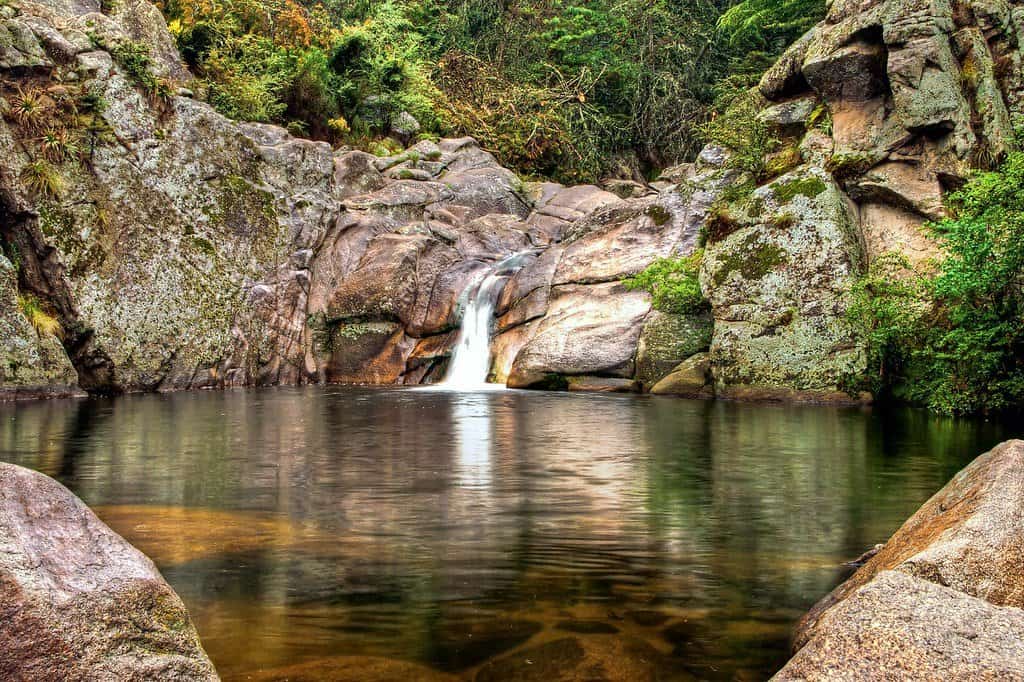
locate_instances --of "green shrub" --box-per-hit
[847,151,1024,414]
[111,40,159,91]
[624,252,708,314]
[701,88,777,180]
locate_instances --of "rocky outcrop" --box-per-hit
[775,439,1024,678]
[0,253,79,399]
[0,462,218,680]
[694,0,1023,401]
[0,0,1021,400]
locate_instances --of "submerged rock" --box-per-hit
[0,463,218,681]
[245,655,456,682]
[475,635,674,682]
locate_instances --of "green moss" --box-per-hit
[765,145,801,177]
[713,232,788,285]
[771,176,826,203]
[190,236,216,257]
[535,373,569,391]
[768,211,797,229]
[703,204,742,244]
[645,204,671,226]
[825,153,876,182]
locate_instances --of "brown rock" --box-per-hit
[650,353,714,398]
[566,376,640,393]
[506,283,651,388]
[244,655,456,682]
[333,150,387,199]
[454,214,534,260]
[323,322,414,384]
[326,234,447,327]
[554,194,696,286]
[794,439,1024,649]
[0,463,218,681]
[475,635,673,682]
[775,571,1024,681]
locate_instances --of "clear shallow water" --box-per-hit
[0,387,1015,680]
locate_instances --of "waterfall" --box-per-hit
[441,252,532,389]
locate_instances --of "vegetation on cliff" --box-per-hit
[849,150,1024,415]
[156,0,824,182]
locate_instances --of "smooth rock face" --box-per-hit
[506,283,652,388]
[775,571,1024,681]
[0,462,218,681]
[779,440,1024,678]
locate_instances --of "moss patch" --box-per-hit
[771,176,826,203]
[713,232,788,285]
[645,204,671,226]
[825,153,877,182]
[535,373,569,391]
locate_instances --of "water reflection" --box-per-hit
[0,388,1015,680]
[453,395,492,489]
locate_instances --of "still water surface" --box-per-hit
[0,387,1014,680]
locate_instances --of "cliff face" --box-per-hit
[0,0,1020,400]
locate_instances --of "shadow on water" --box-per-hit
[0,387,1017,680]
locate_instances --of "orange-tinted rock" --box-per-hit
[244,655,456,682]
[793,439,1024,649]
[475,635,676,682]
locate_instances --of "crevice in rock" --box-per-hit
[0,181,119,395]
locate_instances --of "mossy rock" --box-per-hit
[635,311,713,386]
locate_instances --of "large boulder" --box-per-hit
[775,571,1024,681]
[701,167,867,401]
[506,283,651,388]
[0,462,218,680]
[793,439,1024,648]
[777,440,1024,678]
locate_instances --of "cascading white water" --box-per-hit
[441,252,533,389]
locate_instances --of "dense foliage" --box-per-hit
[848,151,1024,415]
[624,252,708,314]
[155,0,825,181]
